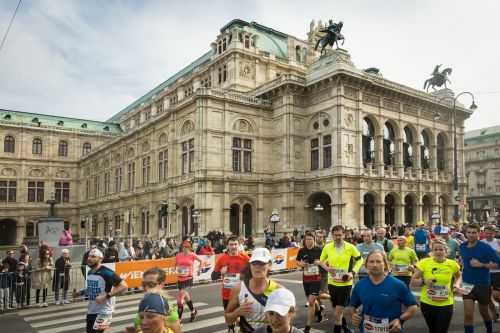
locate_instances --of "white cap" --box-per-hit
[89,248,103,258]
[61,249,69,254]
[249,247,272,263]
[263,288,296,316]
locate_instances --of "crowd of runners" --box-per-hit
[1,222,499,333]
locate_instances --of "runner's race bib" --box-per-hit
[330,268,347,282]
[393,264,409,275]
[363,315,390,333]
[304,265,320,276]
[177,266,190,277]
[93,313,112,331]
[415,244,426,252]
[461,282,474,295]
[427,284,449,301]
[223,273,240,289]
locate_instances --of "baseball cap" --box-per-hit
[249,247,272,263]
[263,288,296,316]
[439,226,450,234]
[138,293,170,315]
[89,248,103,258]
[416,221,425,227]
[61,249,70,254]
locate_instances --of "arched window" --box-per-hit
[295,45,301,62]
[420,131,430,169]
[437,133,446,171]
[58,140,68,157]
[82,142,91,156]
[403,127,413,169]
[4,135,15,153]
[383,122,395,167]
[32,138,42,154]
[362,118,375,167]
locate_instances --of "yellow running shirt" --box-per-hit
[320,241,363,287]
[415,257,460,306]
[388,247,418,277]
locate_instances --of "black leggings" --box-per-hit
[36,289,47,303]
[420,302,453,333]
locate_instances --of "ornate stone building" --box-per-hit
[465,126,500,223]
[0,19,473,245]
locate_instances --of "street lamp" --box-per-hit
[269,209,280,237]
[314,203,324,230]
[437,91,477,222]
[192,209,201,236]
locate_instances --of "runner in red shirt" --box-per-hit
[175,240,202,322]
[212,236,250,333]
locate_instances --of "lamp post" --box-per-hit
[192,209,201,236]
[270,209,280,237]
[436,92,477,222]
[314,203,324,230]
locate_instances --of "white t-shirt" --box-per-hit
[481,238,500,273]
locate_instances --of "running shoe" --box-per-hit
[190,309,198,322]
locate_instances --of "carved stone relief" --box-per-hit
[29,168,44,177]
[1,168,16,177]
[56,169,70,178]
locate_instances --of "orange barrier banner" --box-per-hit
[115,258,176,288]
[285,247,299,270]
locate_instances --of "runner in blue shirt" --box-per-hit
[347,250,418,333]
[414,221,430,259]
[459,223,500,333]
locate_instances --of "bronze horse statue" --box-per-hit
[315,20,345,55]
[424,64,452,91]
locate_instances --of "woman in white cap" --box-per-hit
[225,247,282,333]
[254,287,302,333]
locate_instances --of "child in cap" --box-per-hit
[254,288,302,333]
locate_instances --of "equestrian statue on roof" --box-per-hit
[423,64,452,92]
[314,19,345,55]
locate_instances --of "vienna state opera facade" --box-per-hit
[0,19,472,245]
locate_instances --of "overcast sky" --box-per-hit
[0,0,498,130]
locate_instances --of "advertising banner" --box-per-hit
[271,248,287,271]
[285,247,299,270]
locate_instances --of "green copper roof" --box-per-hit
[221,19,289,59]
[465,125,500,145]
[0,109,121,134]
[107,50,213,123]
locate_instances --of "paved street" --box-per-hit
[3,271,498,333]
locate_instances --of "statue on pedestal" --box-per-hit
[314,20,345,55]
[424,64,452,91]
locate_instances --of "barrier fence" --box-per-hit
[0,247,300,310]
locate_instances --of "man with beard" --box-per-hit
[347,250,418,332]
[76,248,128,333]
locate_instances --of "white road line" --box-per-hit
[108,308,225,333]
[37,305,222,333]
[30,302,207,327]
[272,278,303,285]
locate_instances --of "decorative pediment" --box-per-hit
[233,119,253,133]
[181,120,195,136]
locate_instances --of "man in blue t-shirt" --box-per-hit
[414,221,430,259]
[459,223,500,333]
[347,250,417,333]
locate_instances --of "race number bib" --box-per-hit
[93,313,112,331]
[461,282,474,295]
[304,265,320,276]
[427,284,449,301]
[363,315,390,333]
[393,264,409,275]
[330,268,347,282]
[223,273,240,289]
[415,244,426,252]
[176,266,190,277]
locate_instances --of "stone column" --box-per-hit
[396,204,405,226]
[395,138,404,177]
[375,134,384,175]
[376,203,385,227]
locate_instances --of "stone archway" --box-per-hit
[230,204,240,235]
[384,194,396,226]
[422,195,433,223]
[0,219,16,245]
[404,194,416,225]
[308,192,332,231]
[364,193,376,228]
[242,204,252,237]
